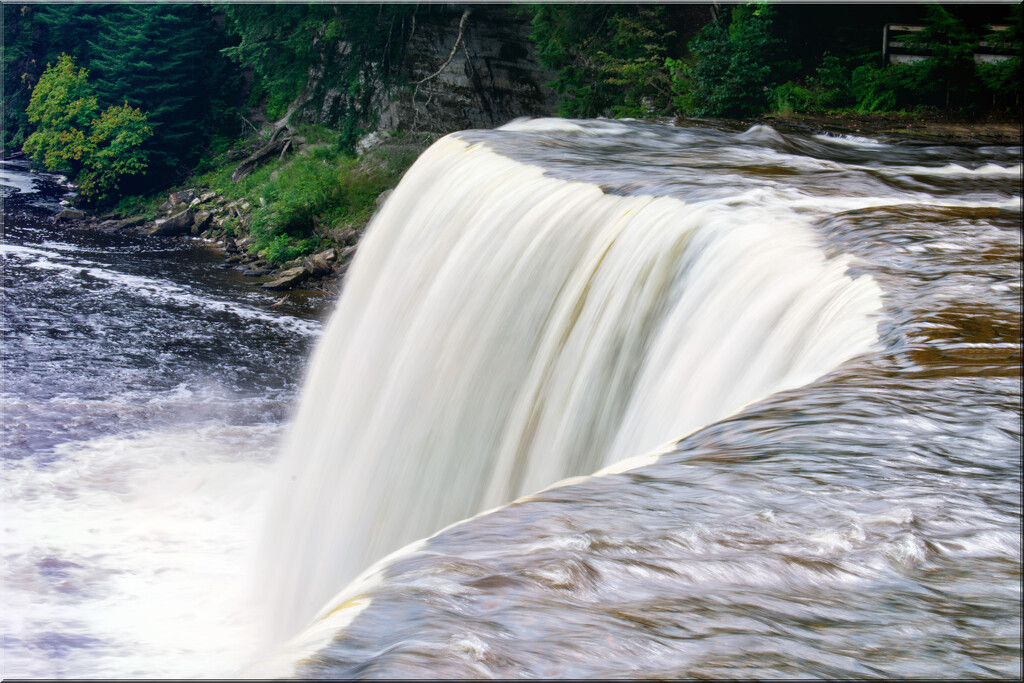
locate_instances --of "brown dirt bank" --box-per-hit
[678,112,1021,145]
[760,112,1021,145]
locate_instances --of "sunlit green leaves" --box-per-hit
[24,54,152,203]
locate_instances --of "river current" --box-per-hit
[2,120,1021,679]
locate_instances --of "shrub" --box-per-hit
[245,152,393,264]
[771,82,815,116]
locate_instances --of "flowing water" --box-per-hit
[1,161,329,677]
[2,119,1021,679]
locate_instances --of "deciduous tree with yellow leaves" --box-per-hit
[24,53,152,204]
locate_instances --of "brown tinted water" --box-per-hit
[270,120,1020,679]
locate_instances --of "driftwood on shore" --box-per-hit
[231,134,292,183]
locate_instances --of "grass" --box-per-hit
[183,129,436,265]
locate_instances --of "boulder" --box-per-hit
[193,210,214,233]
[302,253,332,278]
[170,189,197,206]
[356,132,382,155]
[149,209,193,236]
[261,266,309,291]
[375,189,393,209]
[55,208,86,221]
[111,215,146,230]
[199,191,218,203]
[330,227,359,246]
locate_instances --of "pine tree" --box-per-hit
[87,5,206,172]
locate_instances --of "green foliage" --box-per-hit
[900,5,979,110]
[113,189,163,221]
[771,82,815,116]
[87,5,242,174]
[187,131,429,266]
[843,5,1020,115]
[23,54,152,203]
[264,85,299,123]
[772,52,870,115]
[4,3,239,184]
[671,4,792,118]
[76,104,152,200]
[220,5,319,112]
[23,53,98,171]
[244,151,391,264]
[710,3,1022,118]
[3,3,36,152]
[523,4,674,118]
[220,5,415,141]
[977,6,1022,112]
[2,2,113,151]
[977,58,1022,111]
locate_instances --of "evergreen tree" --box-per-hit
[3,3,37,152]
[671,4,790,118]
[5,3,239,180]
[524,4,674,118]
[4,4,127,152]
[87,4,234,174]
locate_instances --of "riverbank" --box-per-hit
[51,129,436,300]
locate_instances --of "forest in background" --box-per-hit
[3,3,1020,264]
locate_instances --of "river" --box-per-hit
[2,119,1020,679]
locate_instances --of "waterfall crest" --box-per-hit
[261,132,883,640]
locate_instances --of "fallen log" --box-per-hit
[231,135,291,183]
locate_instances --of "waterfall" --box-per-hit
[259,128,883,641]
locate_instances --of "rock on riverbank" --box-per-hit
[56,189,357,297]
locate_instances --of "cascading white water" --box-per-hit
[260,127,883,642]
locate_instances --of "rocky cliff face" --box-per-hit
[380,5,559,133]
[303,5,558,136]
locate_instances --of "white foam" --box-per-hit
[1,243,321,337]
[813,133,886,148]
[2,424,281,679]
[862,162,1023,178]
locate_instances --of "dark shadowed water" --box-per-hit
[2,120,1020,679]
